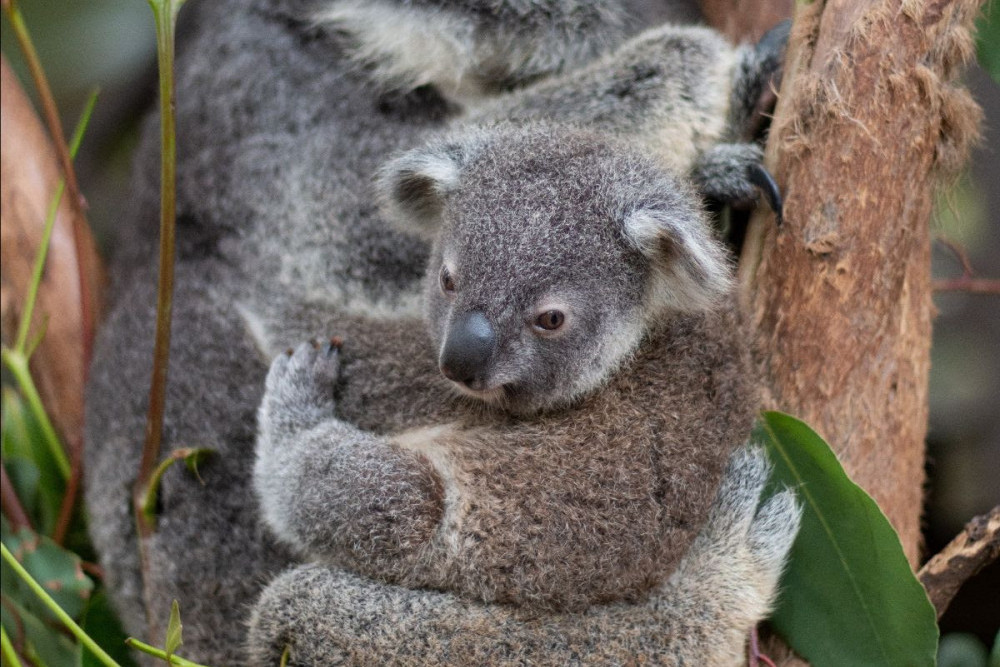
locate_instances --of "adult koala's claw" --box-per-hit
[746,163,783,224]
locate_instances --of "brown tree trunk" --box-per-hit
[730,0,983,571]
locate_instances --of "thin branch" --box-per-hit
[134,1,183,541]
[934,237,975,277]
[932,277,1000,294]
[748,626,779,667]
[0,463,34,531]
[52,441,82,545]
[917,506,1000,619]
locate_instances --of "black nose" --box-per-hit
[440,311,496,388]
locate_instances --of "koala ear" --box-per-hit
[377,144,466,238]
[624,205,733,314]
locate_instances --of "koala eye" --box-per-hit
[440,266,456,295]
[534,310,565,332]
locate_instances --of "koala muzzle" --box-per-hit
[440,311,496,389]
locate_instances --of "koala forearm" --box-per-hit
[254,419,444,569]
[314,0,646,95]
[480,25,737,171]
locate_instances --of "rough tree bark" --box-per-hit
[701,0,984,570]
[697,0,986,661]
[709,0,984,573]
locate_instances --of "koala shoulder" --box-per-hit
[312,0,681,97]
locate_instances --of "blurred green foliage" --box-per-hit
[976,0,999,83]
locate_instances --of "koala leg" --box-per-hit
[85,265,292,665]
[246,445,800,666]
[728,20,792,142]
[481,25,739,172]
[254,342,445,573]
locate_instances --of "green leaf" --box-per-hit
[1,388,66,533]
[2,457,43,525]
[755,411,939,667]
[1,526,94,622]
[1,598,78,667]
[181,448,214,485]
[977,3,1000,84]
[79,592,140,667]
[140,448,215,526]
[165,600,183,661]
[990,630,999,667]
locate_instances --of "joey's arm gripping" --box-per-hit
[254,341,444,573]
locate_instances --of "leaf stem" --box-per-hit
[124,638,211,667]
[0,543,120,667]
[11,89,98,354]
[135,0,184,538]
[1,349,70,480]
[0,625,24,667]
[12,176,65,354]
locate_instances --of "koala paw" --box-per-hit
[660,445,800,629]
[263,338,343,421]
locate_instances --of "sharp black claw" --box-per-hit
[746,163,783,225]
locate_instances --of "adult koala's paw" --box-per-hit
[691,143,783,221]
[664,445,800,630]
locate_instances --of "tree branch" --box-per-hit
[918,506,1000,619]
[0,464,33,532]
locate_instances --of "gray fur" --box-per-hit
[247,446,801,666]
[254,129,759,613]
[84,1,789,663]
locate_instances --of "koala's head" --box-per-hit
[379,125,732,414]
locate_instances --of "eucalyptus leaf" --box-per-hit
[1,526,94,622]
[79,591,139,667]
[2,456,43,527]
[165,599,183,660]
[1,597,77,667]
[1,387,66,531]
[181,448,215,484]
[755,411,939,666]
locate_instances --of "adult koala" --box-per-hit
[85,0,787,663]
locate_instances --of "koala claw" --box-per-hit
[746,162,783,224]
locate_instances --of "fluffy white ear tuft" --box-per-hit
[377,145,465,238]
[624,207,733,314]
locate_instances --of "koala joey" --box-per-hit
[253,125,783,618]
[83,0,790,663]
